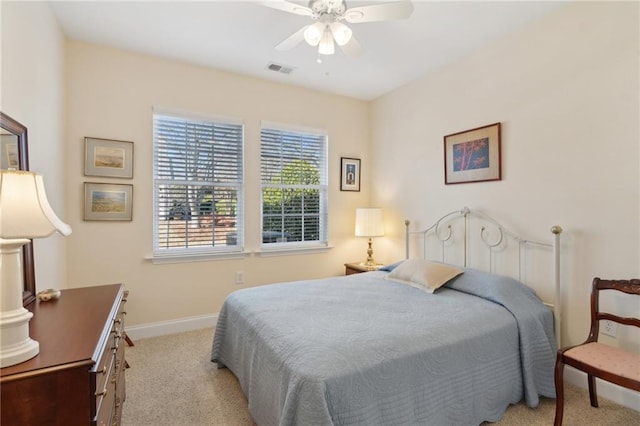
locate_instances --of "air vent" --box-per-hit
[266,62,295,75]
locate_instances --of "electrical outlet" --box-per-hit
[600,320,617,337]
[236,271,244,285]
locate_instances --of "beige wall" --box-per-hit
[4,0,637,348]
[371,1,639,352]
[64,41,371,327]
[3,0,638,411]
[0,1,67,290]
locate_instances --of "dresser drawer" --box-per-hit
[112,299,126,339]
[92,287,127,426]
[112,353,126,426]
[93,338,113,401]
[95,352,116,426]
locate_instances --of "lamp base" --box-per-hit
[0,238,40,368]
[0,308,39,367]
[364,237,376,266]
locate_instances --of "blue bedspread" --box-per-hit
[211,268,556,425]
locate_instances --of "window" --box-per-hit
[153,111,243,258]
[260,122,328,249]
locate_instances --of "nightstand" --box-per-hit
[344,262,382,275]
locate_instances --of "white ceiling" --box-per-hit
[48,0,566,101]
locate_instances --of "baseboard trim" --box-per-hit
[126,313,218,341]
[564,366,640,412]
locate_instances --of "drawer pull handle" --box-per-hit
[96,387,108,397]
[114,319,122,324]
[100,366,107,374]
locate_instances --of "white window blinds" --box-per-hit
[153,112,243,256]
[260,123,328,247]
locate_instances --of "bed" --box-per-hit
[211,207,563,425]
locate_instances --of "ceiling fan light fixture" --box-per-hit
[330,22,352,46]
[265,0,415,58]
[318,26,335,55]
[304,22,324,46]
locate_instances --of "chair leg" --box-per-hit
[554,355,565,426]
[588,374,599,407]
[124,332,135,346]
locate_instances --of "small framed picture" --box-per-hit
[84,182,133,221]
[340,157,361,192]
[85,137,134,178]
[444,122,501,185]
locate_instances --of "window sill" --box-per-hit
[145,245,333,263]
[255,245,333,257]
[145,251,250,264]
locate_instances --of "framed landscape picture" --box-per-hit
[444,122,501,184]
[85,137,134,178]
[340,157,361,191]
[84,182,133,221]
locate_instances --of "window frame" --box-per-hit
[151,109,245,262]
[259,121,329,253]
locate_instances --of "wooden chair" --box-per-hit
[554,277,640,425]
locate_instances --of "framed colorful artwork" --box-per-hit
[444,122,501,184]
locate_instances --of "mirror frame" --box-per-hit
[0,112,37,306]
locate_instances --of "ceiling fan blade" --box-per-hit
[260,0,313,16]
[344,1,414,23]
[275,25,309,51]
[340,35,363,57]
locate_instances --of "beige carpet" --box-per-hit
[122,328,639,426]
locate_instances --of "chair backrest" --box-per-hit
[587,278,640,342]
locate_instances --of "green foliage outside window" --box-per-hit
[262,159,320,242]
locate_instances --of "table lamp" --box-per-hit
[355,207,384,267]
[0,170,72,367]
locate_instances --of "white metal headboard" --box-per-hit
[404,207,563,346]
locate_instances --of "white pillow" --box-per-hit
[385,259,463,293]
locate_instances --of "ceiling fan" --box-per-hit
[262,0,414,57]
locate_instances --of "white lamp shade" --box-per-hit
[355,208,384,237]
[318,26,335,55]
[0,170,72,239]
[303,22,324,46]
[330,22,352,46]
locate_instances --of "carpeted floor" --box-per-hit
[121,328,639,426]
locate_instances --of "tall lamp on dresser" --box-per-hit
[0,170,71,367]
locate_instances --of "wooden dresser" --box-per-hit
[1,284,127,426]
